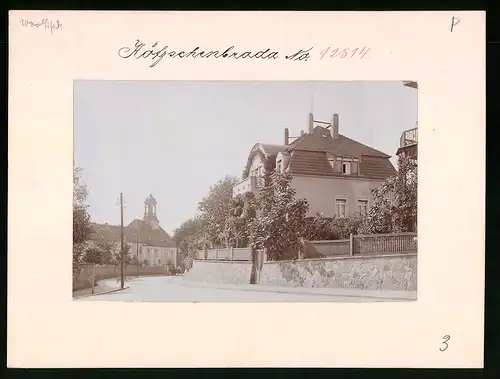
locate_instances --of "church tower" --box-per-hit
[144,193,160,230]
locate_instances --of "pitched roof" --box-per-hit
[360,156,397,180]
[287,126,390,158]
[126,219,175,247]
[285,126,396,180]
[89,220,175,248]
[286,150,396,179]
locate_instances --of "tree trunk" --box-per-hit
[249,246,258,284]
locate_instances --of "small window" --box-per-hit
[336,198,347,218]
[357,199,368,215]
[276,159,282,173]
[342,162,351,174]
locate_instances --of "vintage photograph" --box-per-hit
[73,80,418,302]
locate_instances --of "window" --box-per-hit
[357,199,368,215]
[327,154,335,169]
[342,162,351,174]
[276,159,282,173]
[336,198,347,218]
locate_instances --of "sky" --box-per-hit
[74,81,417,235]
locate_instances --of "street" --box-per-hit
[74,276,416,302]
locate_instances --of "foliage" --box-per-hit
[73,167,92,247]
[361,154,417,233]
[223,192,257,248]
[73,242,88,264]
[73,167,92,264]
[108,243,132,265]
[248,172,309,260]
[330,213,366,239]
[173,217,206,270]
[304,213,367,241]
[197,175,239,248]
[304,214,336,240]
[83,246,104,264]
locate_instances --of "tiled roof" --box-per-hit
[287,150,396,179]
[360,156,397,179]
[89,219,175,248]
[285,126,396,180]
[287,126,390,158]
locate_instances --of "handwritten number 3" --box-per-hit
[440,335,450,352]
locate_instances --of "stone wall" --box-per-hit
[184,260,253,285]
[259,254,417,291]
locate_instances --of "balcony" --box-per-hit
[232,175,264,197]
[400,127,418,148]
[397,126,418,158]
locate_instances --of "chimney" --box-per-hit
[308,112,314,134]
[284,128,289,145]
[331,113,339,139]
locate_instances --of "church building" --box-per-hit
[87,194,178,267]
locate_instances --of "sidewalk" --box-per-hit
[175,278,417,300]
[72,277,133,299]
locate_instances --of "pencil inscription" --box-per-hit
[20,17,62,35]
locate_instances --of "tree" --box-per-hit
[197,175,239,248]
[173,217,205,270]
[361,154,417,234]
[73,167,92,263]
[248,172,309,260]
[111,243,132,265]
[223,192,257,248]
[99,241,115,265]
[84,246,104,264]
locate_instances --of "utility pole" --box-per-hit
[136,234,140,278]
[120,192,125,289]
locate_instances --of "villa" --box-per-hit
[232,112,398,218]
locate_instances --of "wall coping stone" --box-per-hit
[264,253,417,264]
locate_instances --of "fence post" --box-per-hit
[91,263,96,294]
[216,248,218,261]
[231,247,234,261]
[349,234,354,256]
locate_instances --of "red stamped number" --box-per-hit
[319,46,370,60]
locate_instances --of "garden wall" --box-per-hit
[184,260,253,285]
[72,265,173,291]
[259,253,417,291]
[187,253,417,291]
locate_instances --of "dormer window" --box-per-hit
[342,162,351,174]
[327,154,337,171]
[328,155,360,175]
